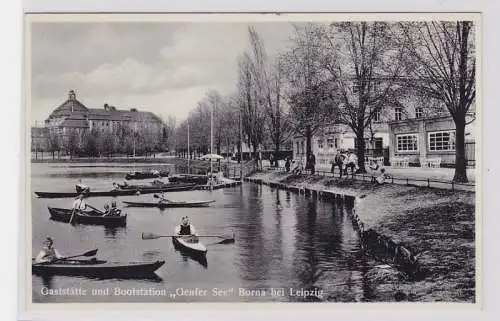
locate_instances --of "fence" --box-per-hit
[262,166,475,192]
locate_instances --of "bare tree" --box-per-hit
[247,27,291,166]
[319,22,406,172]
[281,23,334,160]
[398,21,475,182]
[237,53,267,158]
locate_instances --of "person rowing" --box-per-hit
[75,179,89,194]
[35,237,64,263]
[174,217,198,242]
[72,193,87,211]
[111,182,122,192]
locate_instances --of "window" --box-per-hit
[296,142,300,154]
[415,107,423,119]
[334,138,339,148]
[300,141,304,154]
[327,139,334,149]
[428,131,456,151]
[396,134,418,152]
[317,139,324,149]
[373,109,381,122]
[395,108,403,121]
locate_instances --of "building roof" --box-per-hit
[46,90,163,125]
[48,90,88,120]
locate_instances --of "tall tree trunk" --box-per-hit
[305,125,312,159]
[274,140,280,168]
[453,117,468,183]
[356,131,366,173]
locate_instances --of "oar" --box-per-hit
[153,194,167,202]
[142,232,235,243]
[85,204,105,215]
[69,207,77,224]
[47,249,99,264]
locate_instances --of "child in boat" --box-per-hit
[111,182,122,191]
[109,201,122,216]
[35,237,63,263]
[175,216,198,236]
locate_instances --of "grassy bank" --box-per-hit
[247,170,476,302]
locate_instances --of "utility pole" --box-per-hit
[187,122,190,175]
[239,106,243,180]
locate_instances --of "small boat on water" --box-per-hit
[32,259,165,278]
[169,174,209,185]
[35,183,197,199]
[123,199,215,208]
[172,235,207,258]
[48,207,127,227]
[125,170,170,180]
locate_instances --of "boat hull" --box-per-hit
[123,200,215,208]
[32,259,165,278]
[35,184,197,199]
[125,171,170,180]
[48,207,127,227]
[172,236,207,256]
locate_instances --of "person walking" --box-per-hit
[307,153,316,175]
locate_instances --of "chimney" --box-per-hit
[68,90,76,100]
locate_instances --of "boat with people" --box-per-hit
[125,170,170,180]
[123,199,215,208]
[32,259,165,278]
[48,207,127,227]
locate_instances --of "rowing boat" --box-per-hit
[35,184,197,199]
[123,199,215,208]
[172,235,207,257]
[125,171,170,180]
[169,174,209,185]
[32,259,165,278]
[117,182,194,190]
[48,207,127,227]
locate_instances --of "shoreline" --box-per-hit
[246,170,476,302]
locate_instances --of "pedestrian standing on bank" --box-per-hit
[308,153,316,175]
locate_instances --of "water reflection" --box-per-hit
[32,163,372,302]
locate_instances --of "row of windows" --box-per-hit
[317,138,339,149]
[396,130,456,152]
[371,107,423,122]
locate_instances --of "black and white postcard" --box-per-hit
[21,12,480,314]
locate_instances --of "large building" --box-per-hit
[32,90,164,155]
[291,82,476,170]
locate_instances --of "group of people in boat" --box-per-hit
[37,215,200,264]
[73,184,123,216]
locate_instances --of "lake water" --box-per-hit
[30,163,373,303]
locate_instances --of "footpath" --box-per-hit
[245,170,476,302]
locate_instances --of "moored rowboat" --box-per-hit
[35,183,197,199]
[48,207,127,227]
[123,200,215,208]
[32,259,165,278]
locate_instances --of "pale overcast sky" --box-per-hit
[30,22,296,124]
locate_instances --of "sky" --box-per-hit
[30,21,296,125]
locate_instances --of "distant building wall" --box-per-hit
[388,115,475,166]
